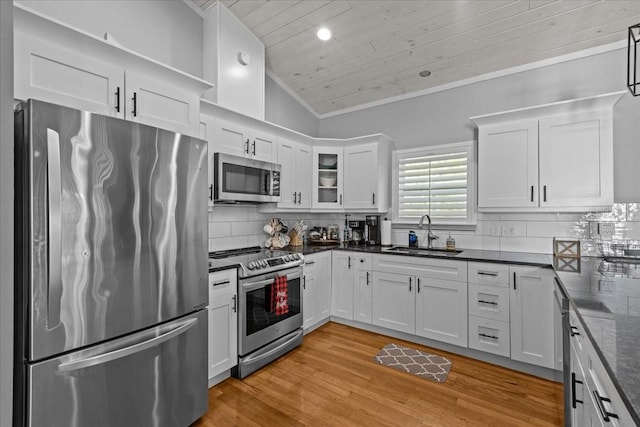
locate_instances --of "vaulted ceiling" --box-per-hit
[193,1,640,116]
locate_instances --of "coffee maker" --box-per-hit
[348,220,365,245]
[365,215,381,245]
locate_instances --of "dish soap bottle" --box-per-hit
[446,233,456,251]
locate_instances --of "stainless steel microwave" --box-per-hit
[214,153,281,203]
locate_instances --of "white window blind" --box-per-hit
[393,142,475,225]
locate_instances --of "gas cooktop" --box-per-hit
[208,246,303,278]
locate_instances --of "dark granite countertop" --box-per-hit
[555,257,640,424]
[286,243,554,267]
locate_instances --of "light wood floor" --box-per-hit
[193,322,563,426]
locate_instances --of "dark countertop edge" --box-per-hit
[209,264,240,274]
[286,244,554,267]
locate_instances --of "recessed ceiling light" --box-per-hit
[419,70,431,77]
[317,27,332,41]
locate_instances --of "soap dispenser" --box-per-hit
[446,233,456,251]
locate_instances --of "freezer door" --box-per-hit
[27,310,208,427]
[19,100,208,361]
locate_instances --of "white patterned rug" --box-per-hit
[373,343,452,383]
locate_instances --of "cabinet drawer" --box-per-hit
[468,316,510,358]
[209,268,237,298]
[373,254,467,282]
[468,262,509,287]
[468,283,510,322]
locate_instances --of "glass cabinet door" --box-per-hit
[312,147,343,209]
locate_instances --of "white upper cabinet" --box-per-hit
[313,136,394,212]
[203,2,265,120]
[471,92,625,212]
[278,138,312,209]
[313,146,344,210]
[13,4,213,137]
[477,121,539,209]
[214,118,276,162]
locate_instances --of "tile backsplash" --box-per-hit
[209,203,640,255]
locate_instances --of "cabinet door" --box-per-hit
[477,121,538,209]
[208,292,238,380]
[295,145,313,209]
[14,34,124,118]
[125,71,200,136]
[302,261,316,329]
[344,143,377,209]
[415,277,467,347]
[313,147,344,210]
[277,139,296,208]
[250,129,276,162]
[539,111,613,208]
[510,266,555,368]
[331,252,354,319]
[372,272,415,334]
[353,255,372,324]
[314,252,332,321]
[214,118,252,157]
[570,340,587,427]
[200,113,216,207]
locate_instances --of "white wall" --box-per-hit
[15,0,204,78]
[318,47,640,203]
[1,1,13,424]
[265,74,319,137]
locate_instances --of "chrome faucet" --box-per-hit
[418,214,439,249]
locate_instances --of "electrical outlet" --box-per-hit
[599,280,615,293]
[590,222,614,240]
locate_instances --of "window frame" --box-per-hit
[391,141,476,227]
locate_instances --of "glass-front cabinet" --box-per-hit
[312,146,344,209]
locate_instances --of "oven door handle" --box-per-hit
[241,269,302,291]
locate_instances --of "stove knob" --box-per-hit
[292,254,299,260]
[248,262,256,270]
[285,255,292,261]
[261,260,268,268]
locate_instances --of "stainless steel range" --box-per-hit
[209,247,304,378]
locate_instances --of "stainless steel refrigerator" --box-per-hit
[14,100,209,427]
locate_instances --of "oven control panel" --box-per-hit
[247,253,302,272]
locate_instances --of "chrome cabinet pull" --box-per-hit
[593,390,618,422]
[478,300,498,305]
[571,373,583,408]
[47,129,62,328]
[232,295,237,313]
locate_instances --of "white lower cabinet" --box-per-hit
[468,316,510,357]
[371,271,416,334]
[415,277,467,347]
[371,255,467,344]
[208,269,238,383]
[569,305,634,427]
[510,266,556,369]
[303,251,332,330]
[331,251,371,321]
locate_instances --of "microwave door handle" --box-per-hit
[47,129,62,328]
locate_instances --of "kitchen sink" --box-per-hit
[381,246,463,256]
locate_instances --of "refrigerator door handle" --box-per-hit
[47,128,63,328]
[58,317,198,373]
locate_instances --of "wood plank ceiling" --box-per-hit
[193,1,640,116]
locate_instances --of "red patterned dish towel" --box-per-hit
[271,276,289,315]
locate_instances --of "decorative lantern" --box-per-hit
[628,24,640,96]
